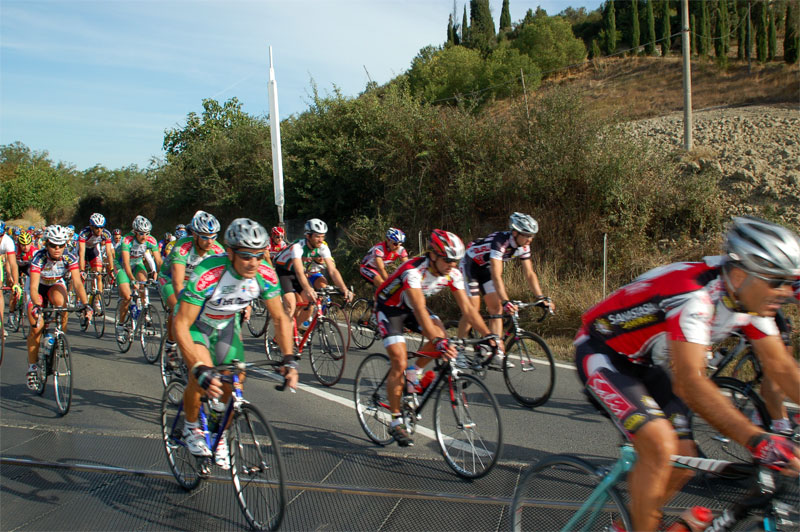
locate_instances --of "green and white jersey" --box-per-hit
[159,236,225,283]
[181,254,281,329]
[115,232,159,268]
[273,238,332,272]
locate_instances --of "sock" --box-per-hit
[390,413,402,427]
[28,363,37,372]
[184,420,199,431]
[165,340,176,350]
[770,417,791,433]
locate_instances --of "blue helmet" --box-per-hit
[28,225,35,231]
[89,213,106,228]
[386,227,406,244]
[0,221,6,233]
[13,228,21,236]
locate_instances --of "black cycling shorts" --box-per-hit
[575,337,692,441]
[460,259,494,297]
[375,303,439,349]
[275,266,303,295]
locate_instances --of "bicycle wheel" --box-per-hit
[102,274,113,306]
[434,373,503,479]
[510,454,632,531]
[79,304,90,332]
[140,304,163,364]
[349,298,377,349]
[247,299,269,337]
[160,380,202,490]
[504,332,556,408]
[308,317,346,386]
[8,302,22,333]
[691,376,769,462]
[263,317,284,364]
[92,295,106,339]
[160,337,187,388]
[34,345,49,396]
[53,334,73,416]
[404,329,424,353]
[353,353,394,445]
[20,304,29,339]
[114,305,133,353]
[230,403,286,531]
[325,302,351,352]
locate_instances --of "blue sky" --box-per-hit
[1,0,599,171]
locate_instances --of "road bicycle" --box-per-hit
[161,359,286,531]
[348,295,424,352]
[102,271,115,307]
[114,280,163,363]
[354,336,503,479]
[264,286,347,386]
[31,306,84,416]
[510,441,799,531]
[79,271,106,339]
[245,298,269,337]
[4,276,29,339]
[444,298,556,408]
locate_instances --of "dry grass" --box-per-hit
[7,208,46,229]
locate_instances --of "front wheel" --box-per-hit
[434,373,502,479]
[102,274,114,306]
[504,332,556,408]
[353,353,394,445]
[53,334,73,416]
[140,304,163,364]
[325,302,351,352]
[263,317,284,364]
[92,295,106,339]
[161,380,202,490]
[510,455,632,531]
[230,403,286,531]
[349,298,377,350]
[160,337,187,388]
[308,318,346,386]
[246,299,268,337]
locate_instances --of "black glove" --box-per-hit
[192,365,219,391]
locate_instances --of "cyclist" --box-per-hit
[77,213,114,313]
[574,216,800,531]
[8,231,38,318]
[159,210,224,369]
[165,224,187,258]
[26,225,92,389]
[173,218,295,466]
[375,229,497,447]
[273,218,353,328]
[268,226,287,264]
[359,227,409,288]
[0,221,21,335]
[115,216,162,341]
[457,212,553,367]
[159,232,174,256]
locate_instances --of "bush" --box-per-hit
[511,15,587,74]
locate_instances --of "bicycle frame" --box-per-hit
[292,292,332,354]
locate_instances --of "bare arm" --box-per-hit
[265,296,293,355]
[78,241,87,271]
[173,300,206,369]
[375,257,389,281]
[407,287,445,342]
[324,257,352,300]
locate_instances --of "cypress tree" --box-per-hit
[591,38,603,59]
[786,0,799,64]
[462,4,470,46]
[746,1,753,62]
[631,0,641,54]
[499,0,512,34]
[604,0,617,54]
[768,6,777,60]
[718,0,730,57]
[646,0,657,55]
[447,14,455,45]
[469,0,496,51]
[704,0,713,55]
[756,0,767,62]
[699,0,708,56]
[738,1,747,59]
[660,0,671,56]
[691,13,697,55]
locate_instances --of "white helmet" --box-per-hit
[45,225,70,245]
[132,215,152,233]
[189,210,221,234]
[224,218,269,249]
[725,216,800,278]
[304,218,328,235]
[89,213,106,228]
[509,212,538,235]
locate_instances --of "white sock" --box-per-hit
[770,418,791,433]
[28,363,37,371]
[184,420,199,431]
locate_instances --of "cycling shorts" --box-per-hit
[275,266,303,295]
[575,336,691,441]
[308,272,326,288]
[188,314,244,366]
[375,303,438,349]
[28,281,67,310]
[158,277,175,304]
[460,259,495,297]
[85,246,104,269]
[359,265,380,283]
[116,263,148,286]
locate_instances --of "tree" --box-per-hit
[698,0,708,56]
[469,0,496,52]
[499,0,512,34]
[591,38,603,58]
[738,1,747,59]
[462,4,470,46]
[660,0,671,56]
[787,0,799,64]
[715,0,730,59]
[755,0,768,62]
[646,0,657,54]
[768,5,777,60]
[604,1,617,54]
[512,14,587,73]
[631,0,641,54]
[447,14,455,45]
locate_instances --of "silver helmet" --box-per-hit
[45,225,70,245]
[509,212,538,235]
[725,216,800,278]
[304,218,328,235]
[224,218,268,249]
[132,215,152,234]
[189,210,221,235]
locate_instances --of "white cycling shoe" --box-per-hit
[183,427,212,457]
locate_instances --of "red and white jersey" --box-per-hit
[361,241,409,269]
[465,231,531,267]
[576,256,779,368]
[376,256,465,310]
[268,239,287,260]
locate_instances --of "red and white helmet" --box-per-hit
[429,229,465,261]
[271,226,285,239]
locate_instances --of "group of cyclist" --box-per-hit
[4,208,799,531]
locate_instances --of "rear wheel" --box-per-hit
[161,380,202,490]
[349,298,377,349]
[53,334,73,416]
[140,304,163,363]
[246,299,268,337]
[308,318,346,386]
[503,332,556,408]
[92,295,106,339]
[114,305,133,353]
[353,353,394,445]
[102,274,113,306]
[325,302,351,351]
[263,317,284,364]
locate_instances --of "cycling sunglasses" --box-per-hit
[196,233,218,240]
[234,250,266,261]
[46,242,66,249]
[748,271,796,289]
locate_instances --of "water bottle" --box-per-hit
[419,370,436,392]
[43,333,55,355]
[207,398,226,433]
[666,506,712,532]
[131,303,140,320]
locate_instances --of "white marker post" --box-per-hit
[268,46,285,225]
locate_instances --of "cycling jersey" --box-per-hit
[115,232,159,268]
[361,241,409,269]
[78,227,112,251]
[159,236,225,283]
[269,240,287,261]
[376,256,465,311]
[464,231,531,267]
[0,234,16,285]
[15,244,38,276]
[274,238,332,270]
[29,248,79,286]
[576,256,780,369]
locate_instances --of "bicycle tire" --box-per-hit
[434,373,503,479]
[308,317,346,386]
[510,454,632,531]
[34,343,49,396]
[53,334,73,416]
[8,302,22,333]
[92,295,106,339]
[20,304,29,339]
[160,336,187,388]
[102,274,113,306]
[114,305,133,353]
[325,301,351,352]
[140,304,163,364]
[230,403,286,531]
[160,380,202,490]
[504,332,556,408]
[353,353,394,445]
[691,376,770,463]
[349,298,377,349]
[263,317,284,364]
[246,299,269,337]
[79,304,90,332]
